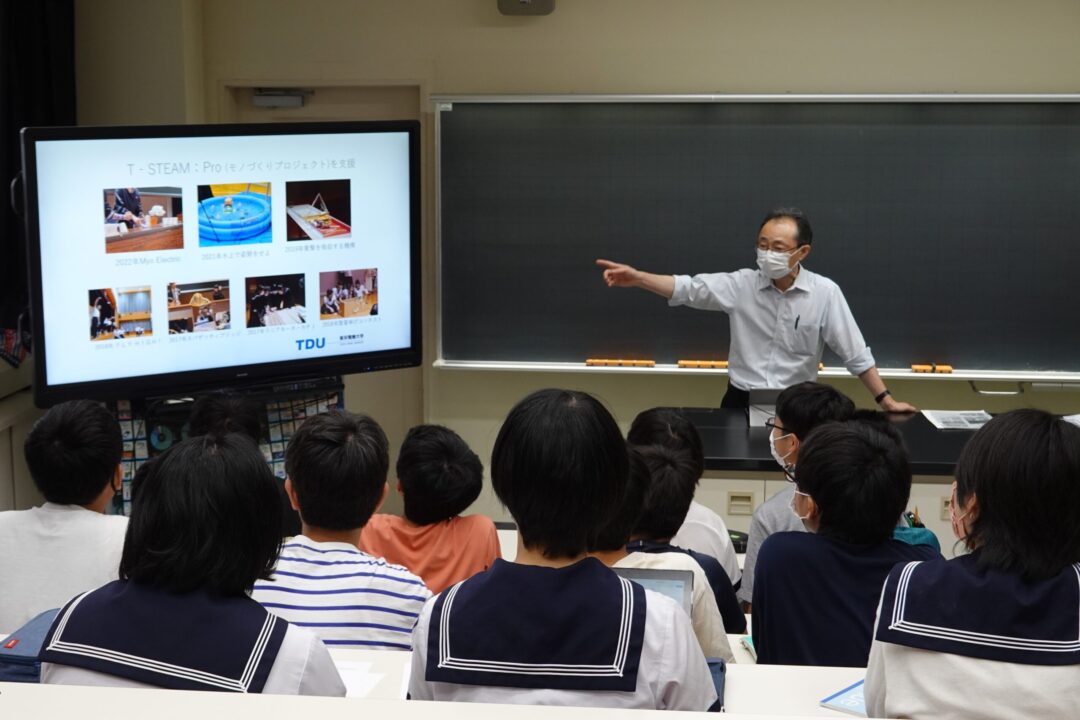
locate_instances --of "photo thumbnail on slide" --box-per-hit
[89,287,152,341]
[286,179,352,241]
[319,268,377,320]
[246,274,306,328]
[197,182,272,247]
[167,280,231,334]
[103,187,183,254]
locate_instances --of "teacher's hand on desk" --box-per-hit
[881,396,918,413]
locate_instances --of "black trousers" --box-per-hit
[721,383,750,409]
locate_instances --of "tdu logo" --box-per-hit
[295,338,327,351]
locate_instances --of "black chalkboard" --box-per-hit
[439,101,1080,371]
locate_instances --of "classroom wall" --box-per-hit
[73,0,1080,521]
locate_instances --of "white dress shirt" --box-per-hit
[668,266,875,390]
[672,500,741,586]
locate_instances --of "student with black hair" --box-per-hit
[251,411,431,650]
[409,389,719,711]
[752,420,939,666]
[625,442,745,634]
[0,400,128,630]
[187,392,264,441]
[361,424,500,594]
[593,448,733,661]
[40,434,345,695]
[866,410,1080,718]
[740,381,856,607]
[187,392,300,537]
[627,407,741,587]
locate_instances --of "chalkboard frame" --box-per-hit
[433,94,1080,383]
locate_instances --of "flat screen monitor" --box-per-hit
[20,120,421,405]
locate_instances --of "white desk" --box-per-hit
[0,681,843,719]
[0,654,868,719]
[325,648,866,717]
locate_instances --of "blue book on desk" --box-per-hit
[820,679,867,716]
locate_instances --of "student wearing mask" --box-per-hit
[740,382,855,607]
[409,389,719,711]
[751,420,939,666]
[866,410,1080,719]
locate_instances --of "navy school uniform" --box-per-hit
[408,557,720,711]
[627,539,747,633]
[866,552,1080,718]
[751,531,939,666]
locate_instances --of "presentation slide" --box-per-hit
[32,130,413,387]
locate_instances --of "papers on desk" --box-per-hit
[820,678,867,716]
[335,660,385,698]
[1064,414,1080,429]
[921,409,992,431]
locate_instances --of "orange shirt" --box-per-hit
[360,514,501,594]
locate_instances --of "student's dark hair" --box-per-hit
[491,389,626,559]
[851,409,906,453]
[119,433,282,595]
[760,207,813,246]
[188,393,263,442]
[285,410,389,530]
[955,409,1080,582]
[593,447,649,552]
[795,421,911,545]
[24,400,122,505]
[631,444,699,541]
[397,424,483,525]
[775,382,855,441]
[626,408,704,480]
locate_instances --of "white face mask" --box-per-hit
[950,482,971,543]
[790,488,812,521]
[756,248,800,280]
[769,431,794,469]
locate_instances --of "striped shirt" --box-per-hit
[251,535,431,650]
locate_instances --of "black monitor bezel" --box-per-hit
[20,120,422,407]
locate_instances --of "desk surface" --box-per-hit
[677,407,974,477]
[0,650,866,719]
[326,648,864,717]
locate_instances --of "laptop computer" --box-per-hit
[611,567,694,616]
[748,388,783,427]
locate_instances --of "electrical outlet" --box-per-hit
[728,491,755,517]
[940,496,952,522]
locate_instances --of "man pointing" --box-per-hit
[597,208,915,412]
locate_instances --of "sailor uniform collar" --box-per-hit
[876,552,1080,666]
[425,557,647,691]
[40,580,287,692]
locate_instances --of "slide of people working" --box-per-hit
[32,131,412,387]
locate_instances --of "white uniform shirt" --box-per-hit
[614,551,735,661]
[669,267,875,390]
[866,610,1080,719]
[408,587,719,711]
[0,503,127,631]
[672,500,742,586]
[42,624,345,696]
